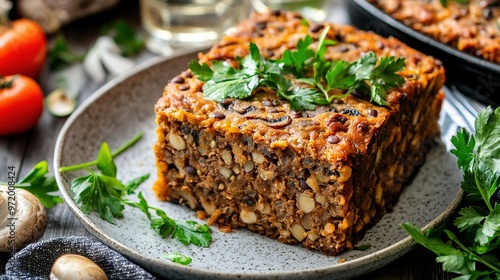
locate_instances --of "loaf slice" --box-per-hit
[153,10,445,255]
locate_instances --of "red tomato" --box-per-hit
[0,75,44,135]
[0,19,47,78]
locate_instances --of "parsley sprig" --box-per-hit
[189,27,406,110]
[164,252,193,265]
[67,140,150,224]
[402,106,500,279]
[101,20,145,57]
[0,161,64,208]
[59,133,213,247]
[123,192,212,247]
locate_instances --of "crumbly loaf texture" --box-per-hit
[369,0,500,63]
[153,11,445,256]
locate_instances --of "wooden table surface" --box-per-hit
[0,1,487,279]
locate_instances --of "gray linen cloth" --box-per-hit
[1,236,156,280]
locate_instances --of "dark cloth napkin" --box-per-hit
[0,236,156,280]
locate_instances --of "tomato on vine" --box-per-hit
[0,1,47,78]
[0,75,44,135]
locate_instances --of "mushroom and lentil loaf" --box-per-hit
[368,0,500,63]
[153,10,445,256]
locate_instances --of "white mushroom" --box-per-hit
[50,254,108,280]
[0,185,47,252]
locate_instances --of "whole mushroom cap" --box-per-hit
[50,254,108,280]
[0,185,47,252]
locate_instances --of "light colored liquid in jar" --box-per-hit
[141,0,245,50]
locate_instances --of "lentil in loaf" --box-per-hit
[153,10,445,256]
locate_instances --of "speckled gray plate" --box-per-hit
[54,49,472,280]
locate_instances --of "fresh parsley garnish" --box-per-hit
[68,140,149,224]
[59,133,213,247]
[48,34,85,71]
[1,161,64,208]
[353,244,372,251]
[164,252,193,265]
[124,192,213,247]
[189,27,406,110]
[402,106,500,279]
[101,20,145,57]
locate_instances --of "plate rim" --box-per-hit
[54,49,465,279]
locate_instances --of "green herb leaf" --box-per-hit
[15,161,64,208]
[203,75,259,101]
[126,192,213,247]
[97,142,117,178]
[70,171,126,224]
[280,35,315,78]
[366,54,406,105]
[453,206,487,232]
[122,192,151,220]
[474,107,500,180]
[353,244,372,251]
[102,20,144,57]
[482,204,500,238]
[188,60,213,81]
[68,135,149,224]
[402,223,462,256]
[164,252,192,265]
[451,128,476,171]
[325,60,356,90]
[48,34,85,71]
[125,173,150,194]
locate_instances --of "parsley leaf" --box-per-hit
[126,173,150,195]
[71,172,126,223]
[353,244,372,251]
[403,106,500,279]
[13,161,64,208]
[280,35,315,78]
[366,54,406,105]
[451,128,475,170]
[48,34,85,71]
[187,60,213,81]
[454,206,487,233]
[189,27,406,110]
[124,192,213,247]
[102,20,145,57]
[96,142,117,178]
[164,252,192,265]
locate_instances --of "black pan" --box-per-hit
[346,0,500,106]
